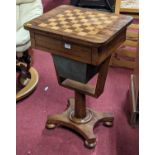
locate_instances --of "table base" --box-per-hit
[46,98,114,148]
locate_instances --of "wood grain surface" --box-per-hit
[25,5,132,45]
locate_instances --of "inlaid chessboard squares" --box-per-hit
[26,5,132,43]
[37,8,121,37]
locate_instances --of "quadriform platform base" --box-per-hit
[46,96,114,148]
[25,5,132,148]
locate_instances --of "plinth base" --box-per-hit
[46,98,114,148]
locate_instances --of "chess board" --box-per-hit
[26,5,132,44]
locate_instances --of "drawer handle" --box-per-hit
[64,43,71,49]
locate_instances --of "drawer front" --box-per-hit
[34,33,92,64]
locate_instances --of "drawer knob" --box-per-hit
[64,43,71,49]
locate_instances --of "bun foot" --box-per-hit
[103,121,113,127]
[84,140,96,148]
[46,123,56,129]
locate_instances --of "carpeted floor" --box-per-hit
[16,50,139,155]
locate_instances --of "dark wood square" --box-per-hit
[25,5,132,45]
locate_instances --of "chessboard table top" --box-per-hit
[25,5,132,46]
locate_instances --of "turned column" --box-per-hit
[74,91,86,119]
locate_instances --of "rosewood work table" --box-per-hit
[25,5,132,148]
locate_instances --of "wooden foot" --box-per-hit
[103,121,113,127]
[85,140,96,148]
[46,98,114,148]
[46,123,56,129]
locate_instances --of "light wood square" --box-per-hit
[95,22,102,25]
[96,25,104,29]
[49,22,58,26]
[75,28,84,32]
[90,18,98,22]
[97,13,105,17]
[70,20,78,24]
[60,21,68,25]
[77,32,87,36]
[73,9,81,12]
[78,16,85,19]
[76,12,84,15]
[38,23,47,27]
[58,17,65,21]
[66,13,73,17]
[104,20,112,24]
[64,29,73,33]
[64,10,71,13]
[50,26,60,30]
[68,17,76,20]
[100,17,108,20]
[85,27,94,31]
[80,19,88,23]
[88,14,95,18]
[85,11,92,15]
[57,14,64,18]
[72,24,81,28]
[88,30,99,35]
[62,25,70,29]
[83,22,91,26]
